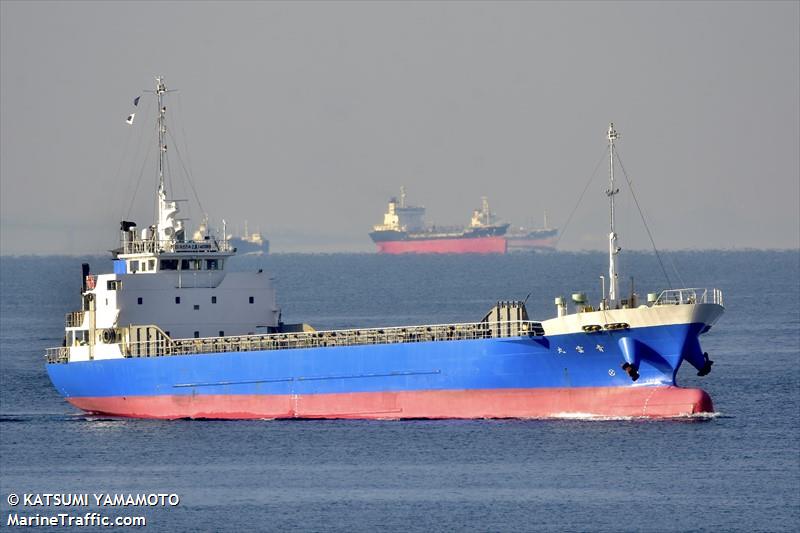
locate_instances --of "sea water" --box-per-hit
[1,251,798,532]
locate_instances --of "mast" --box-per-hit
[606,123,620,305]
[156,76,167,232]
[151,76,183,244]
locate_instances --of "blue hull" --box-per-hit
[48,323,705,399]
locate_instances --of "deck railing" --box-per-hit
[653,288,724,307]
[46,320,545,363]
[46,347,69,364]
[65,311,85,328]
[120,238,233,255]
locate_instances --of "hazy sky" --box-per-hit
[1,1,798,254]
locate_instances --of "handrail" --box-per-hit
[153,319,543,358]
[653,288,724,307]
[45,347,69,364]
[120,238,233,255]
[65,311,85,328]
[45,319,545,363]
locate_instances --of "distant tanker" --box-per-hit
[369,189,509,254]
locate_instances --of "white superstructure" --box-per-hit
[470,197,499,228]
[62,77,280,363]
[372,186,426,232]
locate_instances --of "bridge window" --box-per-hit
[180,259,202,271]
[161,259,178,270]
[207,259,218,270]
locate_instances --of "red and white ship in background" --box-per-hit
[369,189,509,254]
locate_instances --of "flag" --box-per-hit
[133,96,140,106]
[125,113,135,125]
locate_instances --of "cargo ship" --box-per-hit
[506,213,559,251]
[44,79,724,419]
[369,190,509,254]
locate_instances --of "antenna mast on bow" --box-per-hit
[606,123,621,305]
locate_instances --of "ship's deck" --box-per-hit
[46,319,545,364]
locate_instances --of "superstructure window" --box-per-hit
[249,296,254,304]
[137,297,143,305]
[194,304,200,310]
[219,331,224,337]
[161,259,178,270]
[72,330,89,345]
[207,259,218,270]
[129,261,139,273]
[181,259,202,271]
[194,331,200,338]
[148,259,156,271]
[175,296,181,304]
[107,280,121,290]
[211,296,217,304]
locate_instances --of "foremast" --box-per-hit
[606,123,621,306]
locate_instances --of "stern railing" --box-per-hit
[45,347,69,364]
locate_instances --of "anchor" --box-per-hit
[697,352,714,376]
[621,362,640,381]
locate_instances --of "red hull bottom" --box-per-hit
[376,236,507,254]
[68,386,713,420]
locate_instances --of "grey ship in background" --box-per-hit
[194,218,269,255]
[506,212,558,251]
